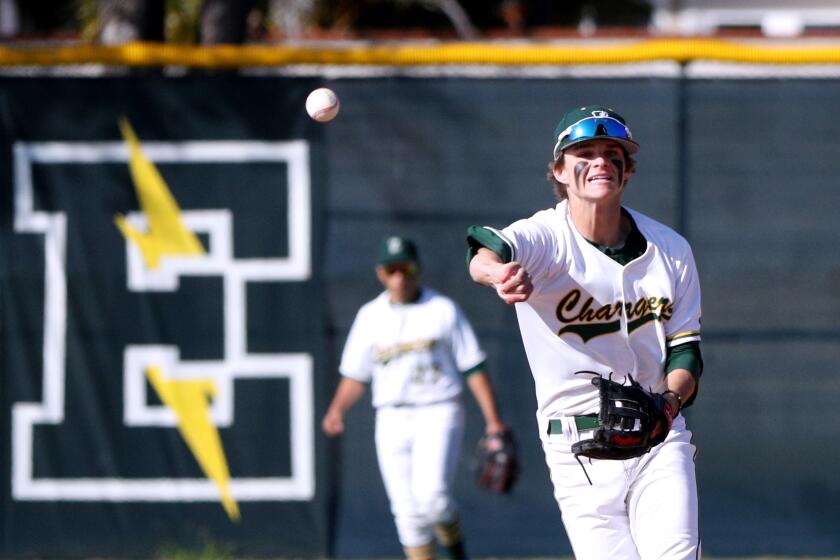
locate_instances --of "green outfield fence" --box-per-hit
[2,36,840,559]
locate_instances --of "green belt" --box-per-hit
[548,415,599,435]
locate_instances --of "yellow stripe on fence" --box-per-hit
[2,39,840,67]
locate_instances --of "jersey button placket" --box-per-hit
[618,263,640,376]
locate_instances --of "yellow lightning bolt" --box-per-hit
[117,120,236,520]
[114,117,204,270]
[146,367,240,521]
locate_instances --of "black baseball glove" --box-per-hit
[571,372,676,461]
[474,430,519,493]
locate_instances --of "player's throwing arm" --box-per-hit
[469,248,532,304]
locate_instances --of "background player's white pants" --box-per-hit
[375,400,465,547]
[543,415,700,560]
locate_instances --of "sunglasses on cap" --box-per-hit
[383,263,417,276]
[553,116,634,159]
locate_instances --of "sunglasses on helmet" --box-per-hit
[553,117,634,159]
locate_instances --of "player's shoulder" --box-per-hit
[506,201,569,237]
[356,291,391,315]
[627,207,692,252]
[419,287,454,307]
[419,287,463,316]
[525,201,569,226]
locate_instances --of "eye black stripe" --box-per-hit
[574,161,588,187]
[612,158,625,184]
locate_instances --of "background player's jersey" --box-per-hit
[488,200,701,430]
[339,287,486,408]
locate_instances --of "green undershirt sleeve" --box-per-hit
[466,225,512,264]
[462,361,487,378]
[665,341,703,408]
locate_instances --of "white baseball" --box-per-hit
[305,88,340,122]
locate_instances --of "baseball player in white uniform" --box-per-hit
[467,105,703,559]
[323,236,506,560]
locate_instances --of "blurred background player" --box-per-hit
[322,235,506,560]
[467,105,703,558]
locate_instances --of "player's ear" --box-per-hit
[552,159,567,184]
[375,265,388,284]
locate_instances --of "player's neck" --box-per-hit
[569,201,627,248]
[389,286,422,304]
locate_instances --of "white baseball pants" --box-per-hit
[375,400,465,548]
[543,415,700,559]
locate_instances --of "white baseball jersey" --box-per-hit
[489,199,701,433]
[339,287,486,408]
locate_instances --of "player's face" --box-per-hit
[376,262,420,303]
[555,139,629,203]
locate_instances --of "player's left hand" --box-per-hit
[474,430,519,493]
[650,392,679,446]
[572,373,677,461]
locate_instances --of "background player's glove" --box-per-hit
[571,373,674,461]
[474,430,518,493]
